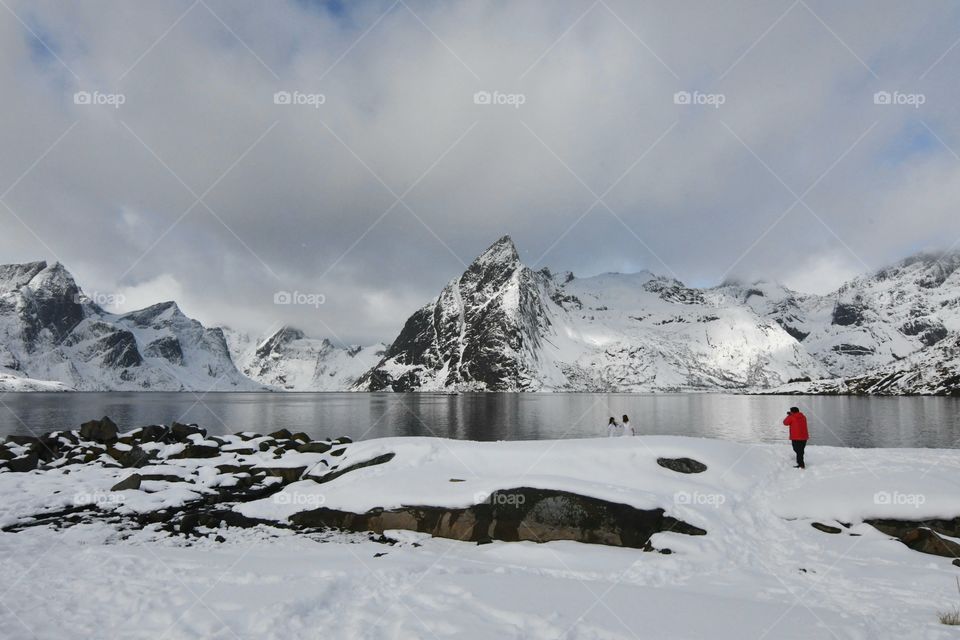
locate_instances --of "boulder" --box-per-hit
[296,441,332,454]
[7,453,39,472]
[168,444,220,459]
[170,422,205,442]
[656,457,707,474]
[106,446,152,468]
[291,432,311,443]
[256,466,307,483]
[79,417,118,444]
[867,519,960,558]
[111,474,142,491]
[269,429,293,440]
[134,425,169,443]
[291,486,706,549]
[811,522,842,534]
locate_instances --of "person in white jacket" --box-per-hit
[622,415,634,436]
[606,417,621,437]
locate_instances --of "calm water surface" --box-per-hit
[0,393,958,448]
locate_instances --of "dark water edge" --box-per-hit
[0,392,958,449]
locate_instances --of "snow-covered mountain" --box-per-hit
[724,252,960,378]
[226,325,386,391]
[0,261,259,391]
[354,236,830,392]
[746,252,960,395]
[4,243,959,394]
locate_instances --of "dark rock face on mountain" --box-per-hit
[356,236,552,391]
[0,262,257,391]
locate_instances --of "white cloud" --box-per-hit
[0,0,958,342]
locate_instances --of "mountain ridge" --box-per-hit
[2,239,959,394]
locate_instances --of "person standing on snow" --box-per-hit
[606,417,621,437]
[783,407,809,469]
[622,415,634,436]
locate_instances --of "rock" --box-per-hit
[258,440,274,452]
[330,448,346,457]
[291,432,311,443]
[170,422,206,442]
[0,447,14,461]
[134,425,169,443]
[269,429,293,440]
[291,486,706,549]
[306,453,395,484]
[216,464,254,475]
[656,457,707,474]
[7,453,39,472]
[953,559,960,568]
[79,416,118,444]
[257,466,307,483]
[106,446,152,468]
[168,444,220,459]
[296,441,332,454]
[334,436,352,445]
[868,519,960,558]
[811,522,842,534]
[111,474,142,491]
[5,435,40,446]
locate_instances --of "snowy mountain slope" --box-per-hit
[355,236,554,391]
[226,325,386,391]
[5,246,959,394]
[355,237,829,392]
[0,261,259,391]
[721,252,960,394]
[722,252,960,379]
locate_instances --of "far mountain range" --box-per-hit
[1,236,958,394]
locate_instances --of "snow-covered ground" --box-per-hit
[2,434,959,638]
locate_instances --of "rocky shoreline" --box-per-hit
[2,418,959,568]
[0,418,707,550]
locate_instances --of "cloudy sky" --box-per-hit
[2,0,959,344]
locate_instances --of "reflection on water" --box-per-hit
[0,392,958,448]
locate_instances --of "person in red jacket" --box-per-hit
[783,407,809,469]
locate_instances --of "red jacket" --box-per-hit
[783,412,809,441]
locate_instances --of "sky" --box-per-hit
[1,0,960,345]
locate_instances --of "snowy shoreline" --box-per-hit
[2,420,960,638]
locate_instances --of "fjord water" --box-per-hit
[1,393,959,448]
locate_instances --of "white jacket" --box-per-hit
[606,422,622,437]
[622,420,634,436]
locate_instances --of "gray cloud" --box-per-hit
[1,0,959,344]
